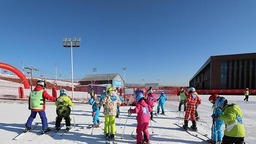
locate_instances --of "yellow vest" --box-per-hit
[30,90,44,110]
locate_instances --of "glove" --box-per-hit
[92,112,96,117]
[211,114,218,122]
[211,114,217,119]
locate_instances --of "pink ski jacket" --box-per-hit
[146,93,157,107]
[130,99,152,124]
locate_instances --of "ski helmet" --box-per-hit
[188,87,196,92]
[107,87,114,93]
[60,88,67,96]
[135,90,144,102]
[209,94,218,103]
[36,80,45,87]
[214,96,228,109]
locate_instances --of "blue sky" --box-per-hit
[1,0,256,86]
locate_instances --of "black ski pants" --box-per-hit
[55,115,71,128]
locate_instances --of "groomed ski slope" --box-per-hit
[0,94,255,144]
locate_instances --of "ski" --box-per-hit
[58,130,69,136]
[151,119,157,123]
[105,137,111,144]
[131,131,136,139]
[53,127,71,137]
[13,130,29,140]
[174,123,209,142]
[86,125,94,129]
[195,130,211,140]
[12,123,39,140]
[105,139,117,144]
[37,128,54,135]
[104,134,117,144]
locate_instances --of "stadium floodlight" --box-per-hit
[24,66,39,91]
[123,66,126,87]
[63,37,80,100]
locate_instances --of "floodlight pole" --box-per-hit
[123,66,126,87]
[63,38,80,101]
[24,66,39,91]
[55,63,58,81]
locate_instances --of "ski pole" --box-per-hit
[71,107,78,131]
[150,120,154,134]
[177,111,184,124]
[121,108,131,139]
[119,114,122,128]
[91,127,94,135]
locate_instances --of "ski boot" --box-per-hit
[144,139,151,144]
[190,121,197,131]
[42,128,51,134]
[110,134,115,140]
[105,133,110,140]
[92,124,99,128]
[23,127,31,133]
[66,126,71,131]
[55,127,61,132]
[183,120,188,130]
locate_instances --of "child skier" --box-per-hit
[101,87,122,140]
[128,90,152,144]
[183,87,201,131]
[88,97,100,128]
[213,96,245,144]
[146,87,157,120]
[178,87,187,112]
[25,80,56,134]
[55,88,74,131]
[156,92,167,115]
[208,94,224,144]
[244,88,249,101]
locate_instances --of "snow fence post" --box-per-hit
[18,87,24,99]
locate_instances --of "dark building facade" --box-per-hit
[190,53,256,89]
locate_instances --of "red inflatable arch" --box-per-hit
[0,62,30,89]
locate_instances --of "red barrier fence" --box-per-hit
[196,89,256,95]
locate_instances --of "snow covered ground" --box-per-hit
[0,79,255,144]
